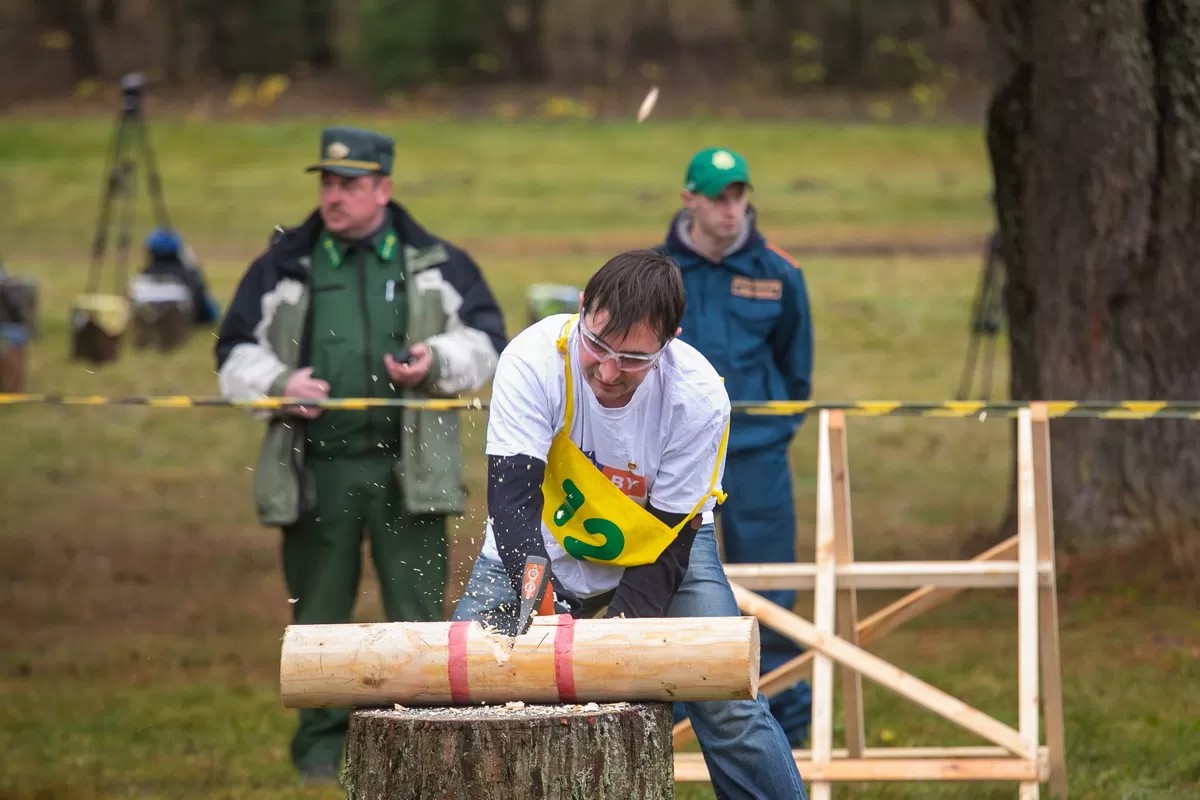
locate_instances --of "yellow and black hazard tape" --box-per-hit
[0,394,482,411]
[736,400,1200,420]
[1,394,1200,419]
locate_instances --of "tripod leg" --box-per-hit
[114,154,138,295]
[956,235,1006,401]
[85,111,131,295]
[135,116,172,230]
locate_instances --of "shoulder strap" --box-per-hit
[669,411,731,534]
[555,314,578,430]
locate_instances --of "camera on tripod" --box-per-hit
[71,71,175,364]
[120,72,146,116]
[69,72,220,365]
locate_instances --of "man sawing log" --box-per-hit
[451,249,808,800]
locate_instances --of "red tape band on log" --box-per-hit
[448,620,471,703]
[554,613,577,703]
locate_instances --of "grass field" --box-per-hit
[0,117,1197,800]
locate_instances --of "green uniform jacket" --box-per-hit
[215,202,507,526]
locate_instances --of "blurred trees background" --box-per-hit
[1,0,991,104]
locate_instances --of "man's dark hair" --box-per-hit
[582,248,684,344]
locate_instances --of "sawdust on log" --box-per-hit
[360,702,628,722]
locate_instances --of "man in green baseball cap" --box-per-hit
[216,125,507,785]
[657,146,815,748]
[683,145,753,198]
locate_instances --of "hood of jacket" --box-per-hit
[664,204,765,270]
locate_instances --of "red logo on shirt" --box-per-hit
[602,466,647,499]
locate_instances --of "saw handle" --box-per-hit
[516,555,554,634]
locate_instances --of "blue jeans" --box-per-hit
[720,444,812,746]
[453,525,807,800]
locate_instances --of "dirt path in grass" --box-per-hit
[458,227,988,260]
[80,227,984,270]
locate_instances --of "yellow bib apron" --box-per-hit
[539,316,729,567]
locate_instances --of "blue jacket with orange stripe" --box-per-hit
[662,206,813,454]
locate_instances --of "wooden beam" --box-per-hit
[674,754,1044,783]
[810,411,837,800]
[1032,403,1069,799]
[673,535,1021,748]
[280,615,758,707]
[1017,409,1042,799]
[722,560,1054,590]
[772,745,1047,760]
[829,411,866,758]
[728,582,1033,759]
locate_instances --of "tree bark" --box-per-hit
[987,0,1200,570]
[345,703,673,799]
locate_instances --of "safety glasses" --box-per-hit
[578,322,669,373]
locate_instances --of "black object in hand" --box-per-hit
[391,346,414,365]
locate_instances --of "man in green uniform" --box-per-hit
[215,127,506,784]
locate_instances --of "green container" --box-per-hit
[525,283,581,326]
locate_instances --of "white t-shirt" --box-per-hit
[480,314,731,598]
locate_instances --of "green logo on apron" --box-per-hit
[553,479,585,525]
[552,479,626,562]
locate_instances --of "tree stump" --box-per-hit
[345,702,674,800]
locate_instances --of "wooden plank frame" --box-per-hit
[673,404,1069,798]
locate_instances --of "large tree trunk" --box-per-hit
[345,703,673,799]
[987,0,1200,570]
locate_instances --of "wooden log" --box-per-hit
[345,702,673,799]
[281,615,759,709]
